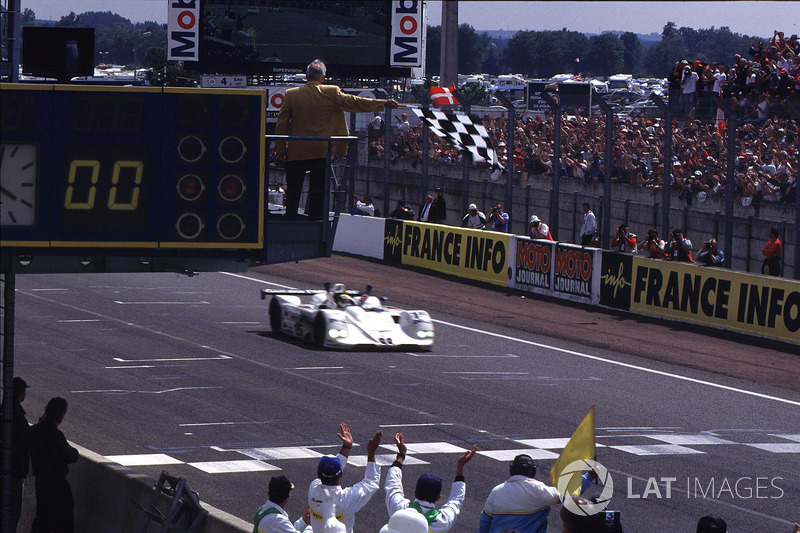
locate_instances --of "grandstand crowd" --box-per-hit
[365,29,798,208]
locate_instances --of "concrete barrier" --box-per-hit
[19,443,251,533]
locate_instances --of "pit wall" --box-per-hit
[17,444,251,533]
[333,214,800,345]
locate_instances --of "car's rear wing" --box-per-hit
[260,288,362,300]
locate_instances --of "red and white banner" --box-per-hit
[430,85,458,106]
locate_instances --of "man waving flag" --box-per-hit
[411,108,504,181]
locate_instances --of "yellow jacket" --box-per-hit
[275,81,386,160]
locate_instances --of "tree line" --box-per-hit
[426,22,765,78]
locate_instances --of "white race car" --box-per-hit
[260,283,434,349]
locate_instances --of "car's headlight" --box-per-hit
[328,328,348,339]
[416,330,434,338]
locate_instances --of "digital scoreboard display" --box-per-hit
[1,84,266,255]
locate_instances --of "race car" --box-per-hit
[260,283,434,349]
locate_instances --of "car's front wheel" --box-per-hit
[269,298,283,333]
[312,313,327,346]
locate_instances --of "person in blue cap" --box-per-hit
[384,432,477,533]
[307,422,382,533]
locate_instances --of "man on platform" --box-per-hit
[275,60,399,218]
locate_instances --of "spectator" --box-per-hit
[396,113,411,134]
[307,423,382,533]
[665,227,694,262]
[681,65,700,114]
[379,509,428,533]
[389,200,416,220]
[429,188,447,224]
[579,203,597,246]
[0,377,30,533]
[762,226,783,276]
[480,455,596,533]
[418,195,434,222]
[370,111,385,140]
[351,194,375,216]
[694,238,725,266]
[637,228,667,258]
[528,215,554,240]
[462,203,486,229]
[254,475,310,533]
[385,433,476,533]
[486,203,509,233]
[696,515,727,533]
[610,223,637,253]
[29,397,80,533]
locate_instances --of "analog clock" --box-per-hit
[0,143,39,227]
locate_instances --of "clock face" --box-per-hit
[0,143,39,227]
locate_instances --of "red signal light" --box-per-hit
[177,174,205,202]
[218,174,245,202]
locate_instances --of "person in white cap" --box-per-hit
[461,203,486,229]
[379,508,429,533]
[307,422,382,533]
[528,215,553,240]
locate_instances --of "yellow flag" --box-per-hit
[550,405,596,495]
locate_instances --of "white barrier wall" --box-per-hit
[333,214,386,259]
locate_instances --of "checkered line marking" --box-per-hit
[104,433,800,474]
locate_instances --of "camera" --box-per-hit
[598,510,622,533]
[704,241,711,249]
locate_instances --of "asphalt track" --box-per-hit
[7,254,800,532]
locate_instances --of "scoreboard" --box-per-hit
[1,84,266,265]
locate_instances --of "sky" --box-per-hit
[20,0,800,39]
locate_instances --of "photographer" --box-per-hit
[637,228,666,258]
[694,238,725,266]
[664,227,694,262]
[528,215,554,240]
[486,203,509,233]
[610,223,637,253]
[461,203,486,230]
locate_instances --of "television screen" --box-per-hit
[22,27,95,81]
[193,0,409,77]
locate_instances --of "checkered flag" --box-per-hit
[412,108,505,180]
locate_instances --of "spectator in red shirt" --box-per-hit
[762,227,783,276]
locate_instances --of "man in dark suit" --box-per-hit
[429,187,447,224]
[275,60,399,218]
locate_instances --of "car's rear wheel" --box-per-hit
[269,298,283,333]
[312,313,326,346]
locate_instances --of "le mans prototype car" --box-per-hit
[260,283,434,349]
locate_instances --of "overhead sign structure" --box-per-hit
[1,84,266,261]
[168,0,200,61]
[390,0,423,67]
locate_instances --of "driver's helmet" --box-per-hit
[335,293,354,307]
